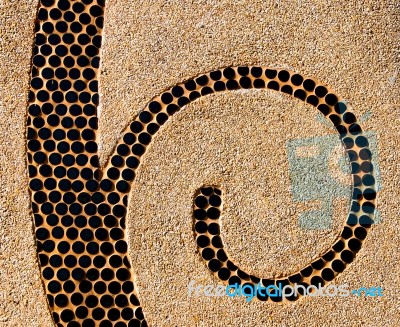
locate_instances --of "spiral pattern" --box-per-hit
[27,0,376,325]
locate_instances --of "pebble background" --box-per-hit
[0,1,399,326]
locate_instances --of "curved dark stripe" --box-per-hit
[26,0,376,325]
[27,1,145,326]
[193,184,375,302]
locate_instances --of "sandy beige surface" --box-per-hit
[0,0,399,326]
[0,1,54,326]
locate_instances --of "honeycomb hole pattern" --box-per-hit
[193,184,374,302]
[27,0,377,325]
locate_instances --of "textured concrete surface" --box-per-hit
[0,0,399,326]
[0,1,54,326]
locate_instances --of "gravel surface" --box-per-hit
[0,1,398,326]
